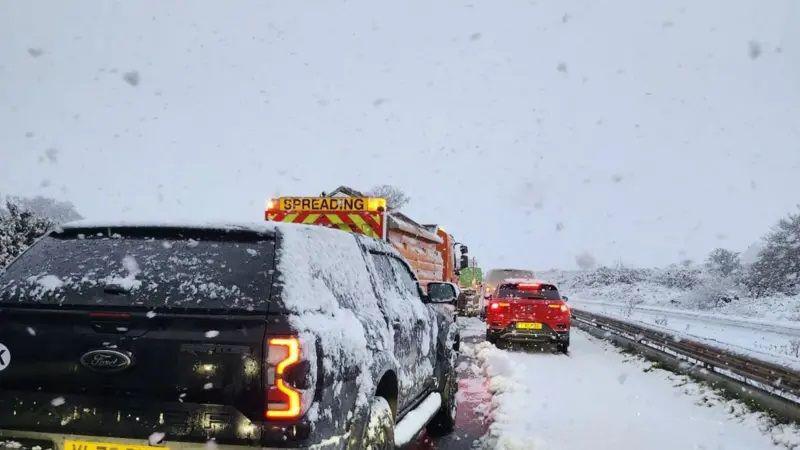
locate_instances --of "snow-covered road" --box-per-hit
[456,318,800,450]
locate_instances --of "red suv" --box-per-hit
[484,280,571,352]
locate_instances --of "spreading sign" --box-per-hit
[273,197,385,212]
[266,196,387,239]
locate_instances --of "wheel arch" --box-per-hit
[374,369,399,420]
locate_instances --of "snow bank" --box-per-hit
[474,330,800,449]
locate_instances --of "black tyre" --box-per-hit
[486,330,497,344]
[557,337,570,354]
[427,368,457,435]
[360,396,394,450]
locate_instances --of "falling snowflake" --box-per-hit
[123,71,140,86]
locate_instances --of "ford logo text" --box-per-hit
[80,349,133,373]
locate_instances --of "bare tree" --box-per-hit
[367,185,410,211]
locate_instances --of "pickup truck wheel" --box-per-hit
[427,370,457,435]
[361,396,394,450]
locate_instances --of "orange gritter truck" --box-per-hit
[265,186,468,288]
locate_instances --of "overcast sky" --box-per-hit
[1,0,799,270]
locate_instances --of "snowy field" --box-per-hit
[457,318,800,450]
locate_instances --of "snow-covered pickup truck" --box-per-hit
[0,222,459,450]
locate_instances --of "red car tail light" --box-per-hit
[490,301,510,310]
[266,337,302,420]
[547,303,570,313]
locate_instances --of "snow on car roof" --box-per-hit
[60,220,401,245]
[501,278,556,286]
[60,220,282,234]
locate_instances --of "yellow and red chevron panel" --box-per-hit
[265,197,387,239]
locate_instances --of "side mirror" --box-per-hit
[562,295,569,302]
[426,282,459,305]
[459,254,469,270]
[460,245,469,254]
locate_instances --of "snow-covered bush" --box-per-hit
[678,276,739,310]
[705,248,741,278]
[568,266,650,287]
[743,208,800,297]
[650,265,702,290]
[0,201,55,268]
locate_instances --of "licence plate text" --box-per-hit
[516,322,542,330]
[64,440,168,450]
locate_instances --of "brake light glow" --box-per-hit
[517,283,540,290]
[266,337,301,419]
[547,303,570,312]
[490,302,510,310]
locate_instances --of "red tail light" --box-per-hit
[547,303,570,313]
[490,301,510,310]
[266,337,302,420]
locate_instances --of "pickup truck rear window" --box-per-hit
[497,284,560,300]
[0,229,275,312]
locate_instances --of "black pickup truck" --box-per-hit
[0,222,459,450]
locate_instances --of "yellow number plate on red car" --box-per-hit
[64,440,168,450]
[516,322,542,330]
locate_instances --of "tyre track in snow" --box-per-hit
[411,320,492,449]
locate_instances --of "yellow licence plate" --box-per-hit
[516,322,543,330]
[64,440,168,450]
